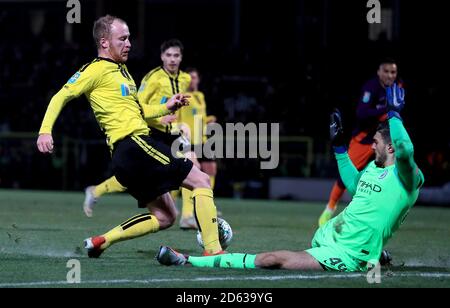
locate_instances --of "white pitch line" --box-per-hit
[1,272,449,287]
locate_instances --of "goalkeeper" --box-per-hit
[157,83,424,272]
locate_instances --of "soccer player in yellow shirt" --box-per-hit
[139,39,191,136]
[82,39,191,217]
[36,15,224,257]
[176,67,219,229]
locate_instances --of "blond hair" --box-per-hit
[92,15,126,49]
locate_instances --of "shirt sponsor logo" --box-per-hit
[362,91,371,103]
[67,72,80,84]
[121,84,130,96]
[129,84,137,94]
[358,180,382,194]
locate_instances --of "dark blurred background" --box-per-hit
[0,0,449,202]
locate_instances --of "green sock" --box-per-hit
[188,253,256,269]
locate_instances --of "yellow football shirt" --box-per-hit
[138,66,191,133]
[39,57,151,150]
[177,90,208,145]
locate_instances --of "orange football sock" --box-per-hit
[327,182,346,211]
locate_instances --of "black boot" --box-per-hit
[379,249,392,266]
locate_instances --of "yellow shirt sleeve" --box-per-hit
[140,103,171,119]
[138,75,173,120]
[39,64,100,134]
[138,79,157,106]
[38,88,72,134]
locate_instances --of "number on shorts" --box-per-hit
[327,258,348,271]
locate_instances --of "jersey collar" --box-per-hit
[97,57,123,66]
[162,66,180,79]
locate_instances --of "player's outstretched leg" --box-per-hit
[156,246,188,266]
[156,247,323,271]
[182,166,223,255]
[84,193,176,258]
[83,176,127,217]
[83,186,97,218]
[156,246,248,268]
[200,160,223,217]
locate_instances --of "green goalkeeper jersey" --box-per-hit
[323,117,424,264]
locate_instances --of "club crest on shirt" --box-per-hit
[362,91,371,103]
[160,96,168,104]
[379,169,388,179]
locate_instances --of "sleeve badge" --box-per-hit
[362,91,371,103]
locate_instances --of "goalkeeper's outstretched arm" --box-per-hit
[334,151,362,196]
[389,115,424,191]
[385,83,424,191]
[329,109,361,195]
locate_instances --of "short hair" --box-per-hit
[376,121,392,144]
[160,39,184,54]
[93,15,126,49]
[185,67,198,74]
[378,57,397,68]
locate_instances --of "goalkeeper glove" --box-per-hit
[386,83,405,120]
[330,108,346,153]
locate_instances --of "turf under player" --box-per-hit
[82,39,192,218]
[156,83,423,271]
[37,15,224,257]
[175,67,219,229]
[318,58,403,227]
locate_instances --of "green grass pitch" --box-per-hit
[0,189,449,288]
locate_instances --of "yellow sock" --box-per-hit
[209,175,216,190]
[94,176,127,198]
[181,188,194,219]
[192,188,222,254]
[101,213,160,249]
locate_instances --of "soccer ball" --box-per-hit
[196,218,233,250]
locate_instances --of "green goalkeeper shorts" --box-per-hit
[305,224,366,272]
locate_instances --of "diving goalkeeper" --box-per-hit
[156,83,424,271]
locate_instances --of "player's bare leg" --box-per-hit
[147,192,178,230]
[200,161,217,189]
[255,250,324,270]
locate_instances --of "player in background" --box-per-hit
[37,15,224,257]
[83,39,191,218]
[318,58,403,226]
[157,83,423,272]
[175,67,219,230]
